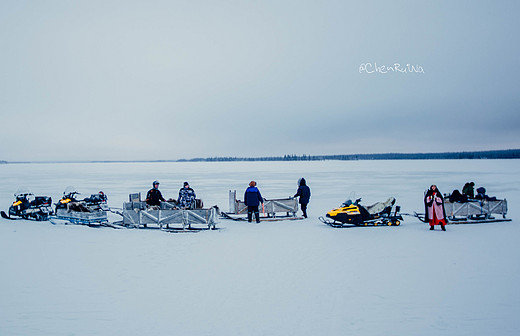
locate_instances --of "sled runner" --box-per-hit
[320,196,403,228]
[222,190,303,221]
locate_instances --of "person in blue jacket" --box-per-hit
[178,181,196,209]
[294,177,311,218]
[244,181,264,223]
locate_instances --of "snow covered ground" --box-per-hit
[1,160,519,336]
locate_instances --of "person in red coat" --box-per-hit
[424,185,447,231]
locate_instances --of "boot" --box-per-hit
[247,211,252,223]
[255,211,260,223]
[430,225,434,230]
[441,225,446,231]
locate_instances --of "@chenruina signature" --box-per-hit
[359,63,424,74]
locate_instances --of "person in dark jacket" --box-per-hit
[178,181,196,209]
[462,182,475,199]
[294,177,311,218]
[244,181,263,223]
[145,180,165,207]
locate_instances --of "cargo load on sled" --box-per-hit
[50,187,110,226]
[1,188,54,221]
[221,190,303,221]
[121,193,218,231]
[319,195,403,227]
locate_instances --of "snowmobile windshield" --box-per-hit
[341,191,357,207]
[14,187,32,197]
[63,186,79,196]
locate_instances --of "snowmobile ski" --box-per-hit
[1,211,19,220]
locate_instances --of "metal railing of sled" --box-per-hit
[122,202,218,229]
[445,199,508,219]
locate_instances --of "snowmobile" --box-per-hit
[319,196,402,227]
[1,190,54,221]
[52,187,109,225]
[55,187,81,212]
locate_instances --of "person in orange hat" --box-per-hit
[244,181,264,223]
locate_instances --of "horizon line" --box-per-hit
[2,149,519,164]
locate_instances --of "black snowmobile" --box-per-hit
[1,190,54,221]
[319,196,402,227]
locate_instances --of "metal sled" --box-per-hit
[444,199,511,224]
[122,194,218,230]
[222,190,303,221]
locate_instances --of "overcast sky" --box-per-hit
[1,0,518,161]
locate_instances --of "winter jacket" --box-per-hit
[462,183,475,198]
[244,186,263,206]
[294,185,311,204]
[294,178,311,204]
[425,195,445,220]
[178,187,196,209]
[146,188,165,206]
[424,190,447,224]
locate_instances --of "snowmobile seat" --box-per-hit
[84,193,107,205]
[366,197,396,215]
[31,196,52,207]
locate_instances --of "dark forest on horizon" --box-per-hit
[181,149,520,162]
[2,149,520,164]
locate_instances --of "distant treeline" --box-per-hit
[179,149,520,162]
[3,149,519,164]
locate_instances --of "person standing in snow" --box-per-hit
[294,177,311,218]
[424,185,447,231]
[178,181,196,209]
[145,180,165,207]
[244,181,264,223]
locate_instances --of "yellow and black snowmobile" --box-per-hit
[1,190,53,221]
[319,196,402,227]
[55,186,81,212]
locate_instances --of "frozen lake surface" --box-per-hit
[1,160,519,335]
